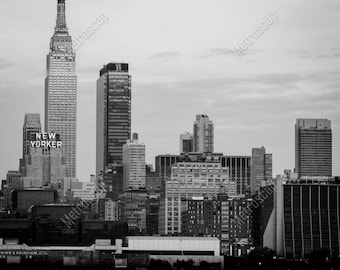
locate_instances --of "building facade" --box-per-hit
[180,132,193,153]
[96,63,131,177]
[119,188,148,233]
[159,160,234,235]
[218,194,253,256]
[258,171,340,259]
[222,156,251,195]
[20,114,42,175]
[123,134,146,190]
[251,147,272,195]
[20,143,67,188]
[71,181,96,201]
[295,118,332,177]
[100,164,124,201]
[45,0,77,178]
[193,114,214,153]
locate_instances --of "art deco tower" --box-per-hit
[20,113,42,175]
[45,0,77,177]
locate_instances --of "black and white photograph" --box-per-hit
[0,0,339,269]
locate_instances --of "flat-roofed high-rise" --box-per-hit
[96,63,131,177]
[193,114,214,153]
[295,119,332,177]
[45,0,77,177]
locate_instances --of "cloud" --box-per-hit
[289,48,340,59]
[0,59,12,69]
[200,48,264,58]
[149,51,180,60]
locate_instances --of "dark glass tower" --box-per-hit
[96,63,131,177]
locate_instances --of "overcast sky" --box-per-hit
[0,0,339,182]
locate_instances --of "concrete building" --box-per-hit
[45,0,77,178]
[146,194,159,236]
[97,199,119,221]
[96,63,131,177]
[104,200,119,221]
[71,181,96,201]
[251,147,272,195]
[100,164,124,201]
[180,132,193,153]
[119,188,148,233]
[295,118,332,177]
[222,156,251,195]
[123,134,146,190]
[159,159,234,235]
[181,197,220,237]
[193,114,214,153]
[6,171,21,190]
[145,165,162,194]
[155,154,181,185]
[218,194,253,256]
[181,195,253,256]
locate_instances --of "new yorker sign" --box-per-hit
[30,132,63,148]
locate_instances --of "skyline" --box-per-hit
[0,0,339,182]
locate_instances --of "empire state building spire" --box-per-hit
[46,0,77,178]
[55,0,68,32]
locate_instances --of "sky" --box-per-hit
[0,0,339,182]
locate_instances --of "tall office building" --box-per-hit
[45,0,77,178]
[96,63,131,177]
[251,147,272,195]
[257,171,340,259]
[295,119,332,177]
[22,114,42,161]
[123,133,146,190]
[193,114,214,153]
[180,132,193,153]
[20,114,42,175]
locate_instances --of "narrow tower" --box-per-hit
[45,0,77,177]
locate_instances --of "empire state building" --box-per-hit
[45,0,77,177]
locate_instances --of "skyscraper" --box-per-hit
[251,147,272,195]
[193,114,214,153]
[179,132,193,153]
[45,0,77,178]
[123,133,146,190]
[22,114,42,160]
[96,63,131,177]
[295,118,332,177]
[20,113,41,175]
